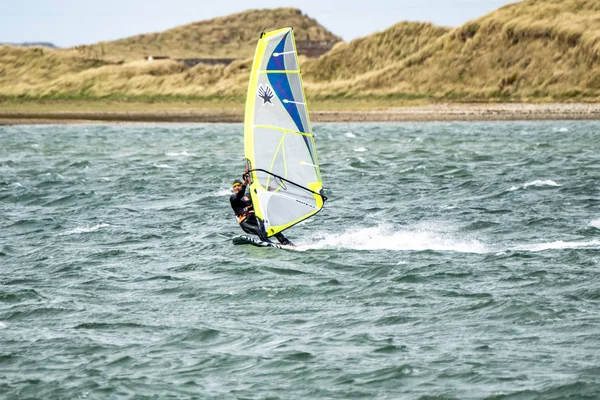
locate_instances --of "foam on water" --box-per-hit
[589,219,600,229]
[306,222,487,253]
[510,179,561,191]
[216,188,233,197]
[166,151,196,157]
[524,179,560,188]
[61,223,110,235]
[515,239,600,252]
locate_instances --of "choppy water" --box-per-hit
[1,121,600,399]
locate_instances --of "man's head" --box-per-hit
[232,179,243,193]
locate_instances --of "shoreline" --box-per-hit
[2,103,600,125]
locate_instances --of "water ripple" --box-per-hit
[1,121,600,398]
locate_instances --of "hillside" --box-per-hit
[0,44,247,98]
[0,42,58,48]
[0,46,122,97]
[3,1,600,103]
[303,22,449,82]
[70,8,341,60]
[322,0,600,100]
[0,7,340,99]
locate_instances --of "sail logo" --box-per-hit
[294,199,316,209]
[257,85,275,106]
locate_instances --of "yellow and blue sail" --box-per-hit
[244,27,325,237]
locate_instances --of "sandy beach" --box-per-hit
[2,103,600,125]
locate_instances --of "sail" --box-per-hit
[244,27,325,238]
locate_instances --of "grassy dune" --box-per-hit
[314,0,600,101]
[0,58,258,100]
[303,22,449,82]
[2,0,600,106]
[70,8,341,61]
[0,46,120,94]
[0,55,249,99]
[0,8,336,100]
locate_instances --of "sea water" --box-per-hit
[1,122,599,399]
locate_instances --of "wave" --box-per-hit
[61,223,110,235]
[216,188,233,197]
[514,239,600,252]
[589,219,600,229]
[306,223,487,253]
[303,222,600,254]
[165,151,196,157]
[509,180,561,191]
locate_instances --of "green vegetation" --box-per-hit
[2,1,600,107]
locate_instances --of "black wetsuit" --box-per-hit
[230,184,292,245]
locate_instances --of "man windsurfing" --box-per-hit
[230,174,293,246]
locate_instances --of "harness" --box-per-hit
[236,209,254,224]
[232,189,254,224]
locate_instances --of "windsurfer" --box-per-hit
[230,175,294,246]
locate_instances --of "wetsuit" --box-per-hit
[230,184,292,245]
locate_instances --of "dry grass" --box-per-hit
[303,22,449,81]
[68,8,341,61]
[0,46,253,99]
[0,46,117,86]
[320,0,600,101]
[3,0,600,104]
[0,8,338,100]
